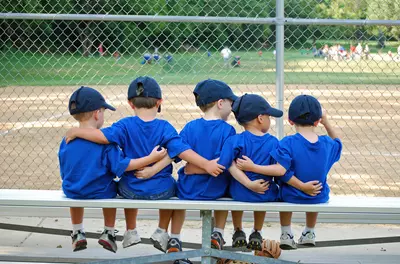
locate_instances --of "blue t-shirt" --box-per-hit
[177,118,236,200]
[102,116,190,196]
[271,133,342,204]
[58,138,131,199]
[218,131,280,202]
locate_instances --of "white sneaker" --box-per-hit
[298,231,316,246]
[280,232,297,250]
[150,229,170,252]
[122,229,141,248]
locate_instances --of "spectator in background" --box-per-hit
[221,46,232,68]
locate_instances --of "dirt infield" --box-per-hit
[1,84,399,197]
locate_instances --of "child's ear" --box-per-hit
[288,119,294,126]
[314,119,320,127]
[156,99,163,107]
[217,99,224,109]
[257,115,263,124]
[128,100,135,109]
[93,110,99,121]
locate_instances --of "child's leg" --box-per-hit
[298,212,318,246]
[122,208,141,248]
[69,207,86,252]
[103,208,117,230]
[99,208,118,253]
[70,207,84,232]
[211,210,228,250]
[279,212,296,250]
[159,209,173,230]
[231,211,247,248]
[124,208,138,230]
[168,210,186,253]
[247,211,266,250]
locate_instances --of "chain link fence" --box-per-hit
[1,0,399,196]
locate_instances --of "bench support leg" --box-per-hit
[201,210,213,264]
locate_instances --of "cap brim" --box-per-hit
[266,107,283,118]
[103,103,116,111]
[229,94,239,102]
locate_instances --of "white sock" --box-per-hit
[303,227,315,234]
[252,228,263,236]
[127,228,137,233]
[104,226,115,234]
[72,223,84,234]
[213,227,224,237]
[156,227,167,233]
[281,225,292,236]
[170,233,181,240]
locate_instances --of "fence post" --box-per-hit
[276,0,285,139]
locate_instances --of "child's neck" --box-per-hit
[296,126,318,143]
[203,109,223,121]
[134,107,158,121]
[244,124,265,136]
[79,120,98,129]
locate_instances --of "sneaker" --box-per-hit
[150,228,170,252]
[98,229,118,253]
[122,229,141,248]
[211,231,225,250]
[280,232,297,250]
[247,230,262,251]
[71,230,87,252]
[232,228,247,248]
[167,238,193,264]
[298,231,316,246]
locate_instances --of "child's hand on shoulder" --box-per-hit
[246,179,269,194]
[300,180,322,196]
[149,145,167,162]
[65,128,79,144]
[236,155,255,172]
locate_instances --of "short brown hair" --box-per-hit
[199,101,217,113]
[129,97,159,109]
[70,103,95,121]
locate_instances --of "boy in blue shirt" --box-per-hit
[65,77,224,252]
[216,93,284,251]
[168,79,237,254]
[272,95,342,249]
[59,87,166,253]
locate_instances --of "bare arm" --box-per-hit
[66,128,108,144]
[228,162,269,194]
[236,156,286,176]
[320,110,340,139]
[178,149,225,177]
[134,155,173,180]
[126,146,167,171]
[184,163,207,175]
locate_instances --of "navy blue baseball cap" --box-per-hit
[68,86,116,115]
[232,94,283,124]
[193,79,238,106]
[128,76,162,100]
[288,95,322,125]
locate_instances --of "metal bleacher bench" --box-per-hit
[1,189,400,264]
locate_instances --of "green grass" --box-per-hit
[1,50,399,86]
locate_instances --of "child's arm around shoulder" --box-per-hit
[135,155,173,180]
[66,127,108,144]
[229,162,269,194]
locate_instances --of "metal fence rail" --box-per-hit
[1,0,400,197]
